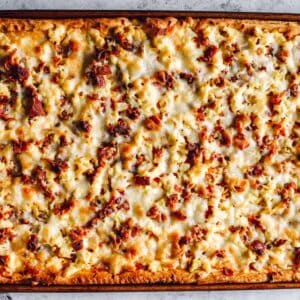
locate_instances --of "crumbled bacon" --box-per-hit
[280,182,296,201]
[179,72,195,84]
[233,132,249,150]
[95,48,110,61]
[144,115,161,131]
[114,32,134,51]
[47,159,68,174]
[276,46,289,63]
[97,143,117,167]
[126,106,140,120]
[0,255,9,266]
[290,82,298,97]
[214,124,231,146]
[205,205,213,219]
[27,234,39,252]
[134,175,150,186]
[273,239,287,247]
[86,63,111,87]
[294,248,300,267]
[25,86,46,118]
[199,45,218,64]
[31,166,53,199]
[3,53,29,84]
[167,194,180,211]
[74,120,92,133]
[185,142,201,166]
[268,92,281,114]
[191,225,207,242]
[114,218,141,244]
[154,71,174,89]
[193,29,208,47]
[0,228,14,244]
[53,198,74,215]
[222,267,234,276]
[12,140,29,154]
[247,163,263,177]
[58,40,79,58]
[147,206,167,222]
[250,240,266,255]
[108,119,130,136]
[145,19,168,37]
[248,215,265,232]
[171,210,187,221]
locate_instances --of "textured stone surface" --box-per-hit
[0,0,300,299]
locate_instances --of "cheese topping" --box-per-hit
[0,17,298,283]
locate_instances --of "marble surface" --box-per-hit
[0,0,300,299]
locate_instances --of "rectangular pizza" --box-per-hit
[0,16,298,285]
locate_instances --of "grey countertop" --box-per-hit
[1,0,300,299]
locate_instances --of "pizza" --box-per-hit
[0,17,298,285]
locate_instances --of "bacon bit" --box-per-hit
[3,54,29,84]
[179,72,195,84]
[108,119,130,136]
[74,120,92,133]
[58,40,79,58]
[167,194,180,211]
[205,205,213,219]
[222,267,233,276]
[144,115,161,131]
[114,218,141,244]
[0,255,9,266]
[171,210,187,221]
[31,166,53,199]
[268,92,281,114]
[86,64,111,87]
[196,106,206,122]
[185,142,201,167]
[191,225,207,242]
[215,125,231,147]
[0,228,14,244]
[95,48,110,61]
[12,140,29,154]
[294,248,300,268]
[224,54,234,65]
[53,198,75,215]
[154,71,174,89]
[178,236,191,246]
[126,106,140,120]
[214,76,225,87]
[281,182,296,201]
[153,147,163,159]
[134,175,150,186]
[248,215,265,232]
[273,239,287,247]
[27,234,39,252]
[47,159,68,174]
[276,46,289,63]
[97,144,117,167]
[146,206,167,222]
[233,132,249,150]
[193,29,208,47]
[247,163,263,177]
[234,113,249,133]
[250,240,266,255]
[115,32,134,51]
[25,86,46,118]
[199,45,218,64]
[290,83,298,97]
[214,250,225,258]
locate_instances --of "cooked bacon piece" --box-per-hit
[58,40,80,58]
[134,175,150,186]
[222,267,234,276]
[0,255,9,266]
[233,132,249,150]
[248,215,265,232]
[126,106,140,120]
[250,240,266,255]
[27,234,39,252]
[144,115,161,131]
[154,71,174,89]
[268,92,281,114]
[185,142,201,167]
[290,82,298,97]
[0,228,14,244]
[108,119,130,136]
[25,86,46,118]
[199,45,218,64]
[31,166,53,199]
[193,29,208,47]
[147,206,167,222]
[205,205,213,219]
[145,19,168,37]
[171,210,187,221]
[276,46,289,63]
[97,143,117,167]
[214,124,231,146]
[53,198,75,215]
[69,227,87,251]
[74,120,92,133]
[114,218,141,244]
[47,159,68,174]
[294,248,300,267]
[191,225,207,242]
[273,239,287,247]
[167,194,180,211]
[95,48,110,61]
[3,53,29,84]
[179,72,195,84]
[86,64,111,87]
[280,182,296,201]
[114,32,134,51]
[196,106,206,122]
[178,235,191,246]
[12,140,29,154]
[247,163,264,177]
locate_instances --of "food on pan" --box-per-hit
[0,17,298,285]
